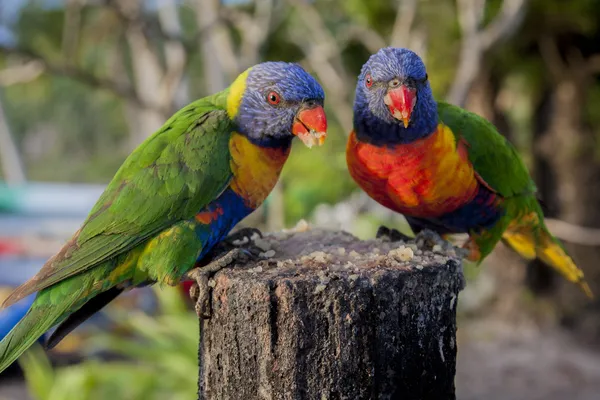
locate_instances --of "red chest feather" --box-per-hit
[346,125,479,218]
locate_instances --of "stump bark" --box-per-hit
[198,228,465,400]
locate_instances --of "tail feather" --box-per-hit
[502,226,593,299]
[536,233,594,298]
[502,231,536,260]
[0,300,70,373]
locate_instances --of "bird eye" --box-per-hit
[267,91,281,105]
[389,79,401,88]
[365,73,373,88]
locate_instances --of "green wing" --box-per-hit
[437,101,536,198]
[4,94,234,306]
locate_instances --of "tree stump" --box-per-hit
[198,228,465,400]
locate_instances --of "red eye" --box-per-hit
[267,91,281,105]
[365,73,373,88]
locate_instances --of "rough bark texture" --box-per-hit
[197,228,464,400]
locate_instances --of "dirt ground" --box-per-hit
[456,319,600,400]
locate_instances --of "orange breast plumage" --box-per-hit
[228,133,291,209]
[346,124,479,218]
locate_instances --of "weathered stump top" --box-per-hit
[217,226,464,285]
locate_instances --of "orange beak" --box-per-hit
[292,105,328,148]
[384,85,417,128]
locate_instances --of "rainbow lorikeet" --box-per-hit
[347,47,592,298]
[0,62,327,373]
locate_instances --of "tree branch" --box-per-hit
[287,0,353,133]
[480,0,527,50]
[195,0,240,89]
[225,0,275,69]
[0,45,158,111]
[61,0,83,65]
[545,218,600,246]
[104,0,219,65]
[337,24,387,54]
[0,95,26,183]
[0,60,45,86]
[447,0,528,106]
[538,36,566,80]
[587,54,600,74]
[389,0,418,48]
[157,0,189,108]
[446,0,486,106]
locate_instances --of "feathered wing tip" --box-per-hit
[2,281,38,309]
[502,227,594,299]
[3,229,85,309]
[0,301,68,374]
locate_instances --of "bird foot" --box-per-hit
[186,247,255,319]
[187,228,268,318]
[223,227,263,247]
[462,238,482,263]
[376,225,413,242]
[209,227,265,261]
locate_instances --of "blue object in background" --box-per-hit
[0,294,42,342]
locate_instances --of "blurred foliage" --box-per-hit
[18,286,198,400]
[281,126,355,222]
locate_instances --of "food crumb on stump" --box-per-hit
[225,227,465,279]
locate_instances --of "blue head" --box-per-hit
[354,48,437,145]
[230,62,327,148]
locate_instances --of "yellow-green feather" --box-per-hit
[437,101,536,198]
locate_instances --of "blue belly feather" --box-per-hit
[193,188,255,261]
[406,185,504,234]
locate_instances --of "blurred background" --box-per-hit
[1,0,600,399]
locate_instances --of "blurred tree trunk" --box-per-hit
[125,10,169,146]
[0,96,26,183]
[196,0,238,93]
[465,63,513,142]
[157,0,190,109]
[114,0,189,147]
[447,0,527,107]
[530,38,600,341]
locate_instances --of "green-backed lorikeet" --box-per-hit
[0,62,328,373]
[347,47,592,298]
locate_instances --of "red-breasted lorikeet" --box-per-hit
[347,47,591,298]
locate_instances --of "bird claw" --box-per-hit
[376,225,413,242]
[223,227,263,247]
[186,247,249,319]
[187,228,267,318]
[208,227,265,262]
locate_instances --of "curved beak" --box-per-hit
[384,85,416,128]
[292,105,328,148]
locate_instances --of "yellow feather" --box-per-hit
[536,234,594,299]
[502,212,593,298]
[228,133,290,209]
[227,67,251,118]
[502,231,536,260]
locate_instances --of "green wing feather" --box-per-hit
[437,101,536,198]
[3,92,234,307]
